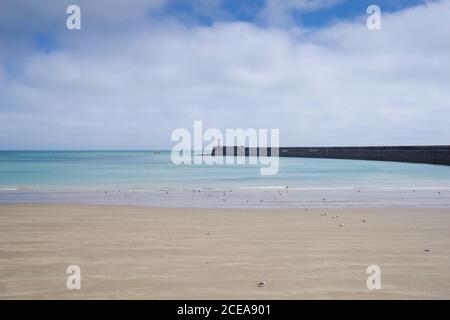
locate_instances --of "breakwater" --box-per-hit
[211,145,450,166]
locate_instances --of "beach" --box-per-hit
[2,0,450,306]
[1,204,450,299]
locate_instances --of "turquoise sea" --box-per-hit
[1,150,450,191]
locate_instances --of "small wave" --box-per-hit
[376,187,450,190]
[238,186,355,190]
[238,186,287,190]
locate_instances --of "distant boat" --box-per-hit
[152,151,161,154]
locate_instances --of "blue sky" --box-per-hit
[163,0,429,27]
[0,0,449,149]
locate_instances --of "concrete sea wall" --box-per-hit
[211,145,450,166]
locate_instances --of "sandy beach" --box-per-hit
[1,204,449,299]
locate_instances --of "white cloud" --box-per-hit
[0,0,450,149]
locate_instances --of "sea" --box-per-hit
[1,150,450,189]
[1,150,450,207]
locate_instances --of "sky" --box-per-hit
[0,0,449,149]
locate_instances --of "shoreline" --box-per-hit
[1,186,449,208]
[1,204,450,299]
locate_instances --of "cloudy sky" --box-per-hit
[0,0,449,149]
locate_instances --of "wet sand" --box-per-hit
[1,204,450,299]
